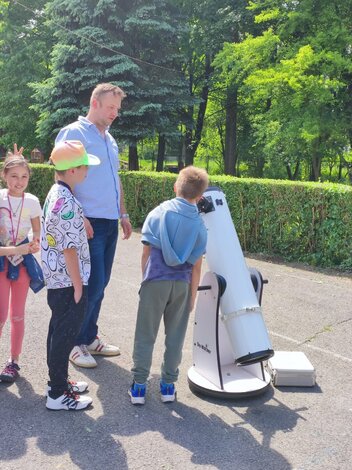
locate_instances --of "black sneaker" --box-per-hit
[0,362,20,383]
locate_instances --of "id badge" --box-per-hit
[7,254,24,266]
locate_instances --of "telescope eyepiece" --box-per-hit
[197,196,214,214]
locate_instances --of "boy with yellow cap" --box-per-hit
[41,140,100,411]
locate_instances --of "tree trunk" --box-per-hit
[285,159,300,180]
[254,156,265,177]
[310,140,322,181]
[185,54,212,166]
[286,164,293,180]
[184,127,193,166]
[292,160,300,180]
[128,144,139,171]
[224,87,238,176]
[310,158,321,181]
[216,123,225,161]
[156,134,166,172]
[338,156,343,180]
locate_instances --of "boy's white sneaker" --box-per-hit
[69,345,97,368]
[46,391,92,411]
[46,380,89,396]
[87,336,120,356]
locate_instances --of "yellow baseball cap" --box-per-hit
[50,140,100,170]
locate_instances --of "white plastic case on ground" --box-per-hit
[267,351,316,387]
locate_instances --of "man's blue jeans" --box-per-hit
[76,218,118,346]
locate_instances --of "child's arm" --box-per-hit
[0,241,38,256]
[63,247,83,303]
[141,244,151,274]
[190,256,203,312]
[31,216,41,242]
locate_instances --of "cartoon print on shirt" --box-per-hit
[41,184,90,289]
[52,197,65,214]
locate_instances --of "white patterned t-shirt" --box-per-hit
[41,183,90,289]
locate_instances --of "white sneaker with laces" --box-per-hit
[87,336,120,356]
[46,380,89,396]
[67,380,89,393]
[46,391,92,411]
[69,345,97,368]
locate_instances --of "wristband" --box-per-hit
[120,213,130,219]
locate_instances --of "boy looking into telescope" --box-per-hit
[129,166,208,404]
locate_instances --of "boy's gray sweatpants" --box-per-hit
[131,280,191,384]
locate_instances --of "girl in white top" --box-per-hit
[0,153,41,383]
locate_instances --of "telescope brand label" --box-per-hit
[196,342,211,354]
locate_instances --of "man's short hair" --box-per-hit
[175,166,209,200]
[90,83,126,104]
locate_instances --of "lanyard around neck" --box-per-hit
[7,192,24,245]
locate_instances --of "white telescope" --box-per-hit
[188,186,273,398]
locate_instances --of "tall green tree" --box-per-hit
[215,0,352,180]
[33,0,190,169]
[178,0,253,170]
[0,0,52,155]
[214,29,282,178]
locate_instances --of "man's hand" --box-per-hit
[121,217,132,240]
[84,217,94,239]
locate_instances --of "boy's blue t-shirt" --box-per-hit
[143,246,192,283]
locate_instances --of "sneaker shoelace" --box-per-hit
[2,363,19,376]
[62,390,80,409]
[133,384,145,396]
[96,337,107,348]
[161,383,174,395]
[80,345,91,357]
[67,381,77,393]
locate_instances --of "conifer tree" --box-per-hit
[33,0,190,168]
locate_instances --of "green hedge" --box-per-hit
[27,164,55,204]
[2,166,351,270]
[120,171,352,271]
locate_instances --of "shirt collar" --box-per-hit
[56,180,73,194]
[78,115,110,133]
[78,116,94,127]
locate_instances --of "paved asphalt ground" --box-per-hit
[0,231,351,470]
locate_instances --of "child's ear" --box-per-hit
[173,183,177,193]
